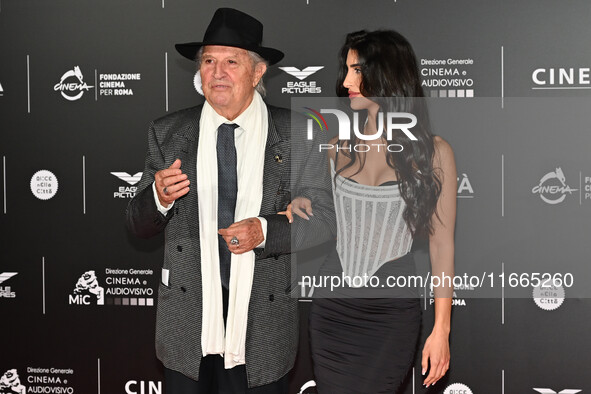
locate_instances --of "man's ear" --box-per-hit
[253,63,267,87]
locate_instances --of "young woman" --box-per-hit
[286,30,456,392]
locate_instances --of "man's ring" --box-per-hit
[230,236,239,246]
[163,187,169,195]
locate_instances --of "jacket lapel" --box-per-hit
[172,106,202,240]
[261,107,289,215]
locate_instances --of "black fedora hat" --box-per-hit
[175,8,284,65]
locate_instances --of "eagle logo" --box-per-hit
[279,66,324,80]
[0,272,17,285]
[111,172,142,186]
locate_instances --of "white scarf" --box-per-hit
[198,91,268,368]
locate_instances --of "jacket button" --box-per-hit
[181,286,186,293]
[269,294,274,302]
[175,207,179,214]
[274,254,279,260]
[177,245,183,252]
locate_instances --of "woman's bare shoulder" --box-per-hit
[433,135,454,162]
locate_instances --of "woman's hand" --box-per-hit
[278,197,313,223]
[421,329,450,388]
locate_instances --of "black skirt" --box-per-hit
[309,252,422,394]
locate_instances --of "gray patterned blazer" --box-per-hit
[126,103,335,388]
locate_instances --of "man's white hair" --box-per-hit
[195,47,269,97]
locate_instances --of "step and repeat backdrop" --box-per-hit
[1,1,591,393]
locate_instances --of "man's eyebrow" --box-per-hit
[202,53,241,59]
[349,63,362,68]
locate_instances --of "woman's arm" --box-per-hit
[279,136,339,222]
[422,136,457,388]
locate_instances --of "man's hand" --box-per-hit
[218,218,264,254]
[155,159,190,207]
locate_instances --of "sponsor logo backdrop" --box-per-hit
[1,0,591,393]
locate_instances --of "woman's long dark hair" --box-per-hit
[335,30,442,237]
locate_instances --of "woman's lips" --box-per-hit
[348,91,361,98]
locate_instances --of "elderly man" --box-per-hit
[126,8,334,394]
